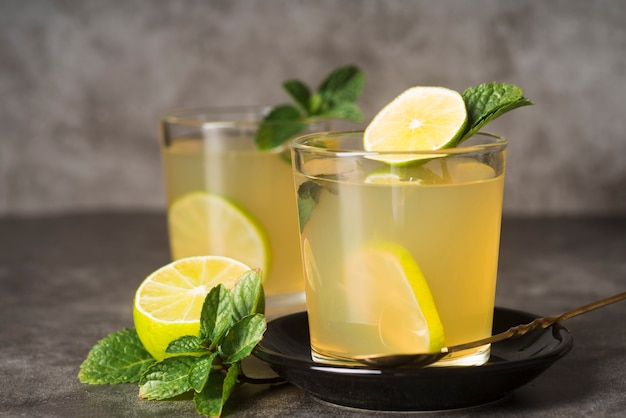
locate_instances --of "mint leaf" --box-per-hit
[139,356,196,400]
[231,269,264,321]
[296,175,343,232]
[222,362,241,411]
[189,352,219,393]
[194,362,240,418]
[283,79,311,113]
[324,101,363,122]
[194,373,225,417]
[461,82,533,141]
[219,314,266,364]
[309,92,324,115]
[296,181,322,232]
[255,104,308,150]
[78,328,155,384]
[255,64,365,150]
[200,284,234,346]
[317,65,365,104]
[166,335,206,355]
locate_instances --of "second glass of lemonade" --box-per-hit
[292,131,507,366]
[160,106,328,316]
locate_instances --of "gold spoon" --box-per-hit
[354,291,626,368]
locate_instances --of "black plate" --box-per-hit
[253,307,573,411]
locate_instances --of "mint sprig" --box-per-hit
[460,82,533,142]
[79,270,273,417]
[255,64,365,150]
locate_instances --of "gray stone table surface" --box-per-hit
[1,213,625,417]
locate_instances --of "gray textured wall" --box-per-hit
[1,0,625,216]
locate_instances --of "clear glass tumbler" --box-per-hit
[291,131,507,366]
[160,106,329,317]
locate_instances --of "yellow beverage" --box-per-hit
[293,132,507,366]
[162,132,303,306]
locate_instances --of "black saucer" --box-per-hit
[253,307,573,411]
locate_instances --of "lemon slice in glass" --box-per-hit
[133,255,253,360]
[167,192,269,274]
[364,86,467,164]
[345,241,445,353]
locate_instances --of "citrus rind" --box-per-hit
[345,241,445,353]
[133,255,251,360]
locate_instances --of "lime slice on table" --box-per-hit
[167,192,270,274]
[133,255,255,360]
[345,241,445,353]
[363,86,467,164]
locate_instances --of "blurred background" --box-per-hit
[1,0,625,217]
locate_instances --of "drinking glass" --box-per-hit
[291,131,507,366]
[160,106,329,317]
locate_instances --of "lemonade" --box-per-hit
[159,68,365,315]
[292,132,507,366]
[161,118,308,311]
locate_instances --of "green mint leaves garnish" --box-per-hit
[255,64,365,150]
[460,82,533,142]
[79,270,268,417]
[78,328,156,384]
[254,105,309,151]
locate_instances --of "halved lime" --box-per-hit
[167,192,269,274]
[133,255,252,361]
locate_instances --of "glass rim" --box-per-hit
[291,130,508,157]
[160,105,330,130]
[161,105,272,127]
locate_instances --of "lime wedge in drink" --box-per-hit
[345,241,445,353]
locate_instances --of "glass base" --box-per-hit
[310,349,360,366]
[310,344,491,368]
[430,344,491,367]
[265,291,306,319]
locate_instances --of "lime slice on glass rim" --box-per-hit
[345,241,445,353]
[363,86,467,165]
[167,192,270,274]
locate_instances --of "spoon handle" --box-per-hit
[447,291,626,354]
